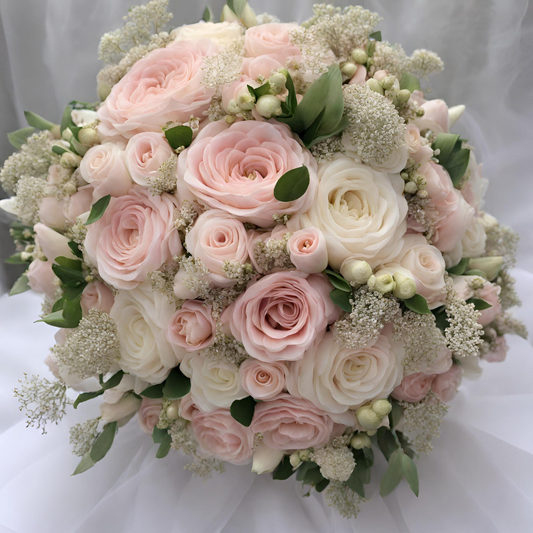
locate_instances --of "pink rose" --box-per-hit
[432,364,462,402]
[251,394,334,450]
[476,282,502,326]
[242,55,284,81]
[244,23,300,64]
[167,300,216,351]
[79,143,133,200]
[392,372,435,403]
[485,335,508,363]
[97,40,217,141]
[185,209,249,287]
[240,359,287,400]
[27,259,57,299]
[65,185,94,225]
[38,197,66,230]
[405,124,433,165]
[288,228,328,274]
[190,406,254,465]
[426,345,453,375]
[84,187,182,289]
[245,224,287,274]
[414,99,449,135]
[138,398,162,435]
[125,132,175,187]
[80,281,114,315]
[226,271,335,362]
[178,120,317,227]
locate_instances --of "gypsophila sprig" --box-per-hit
[146,153,178,195]
[493,312,528,339]
[311,436,355,482]
[407,49,445,79]
[202,39,245,89]
[69,418,100,457]
[253,234,293,272]
[14,374,69,434]
[485,223,518,269]
[12,176,46,225]
[324,481,363,519]
[368,41,409,79]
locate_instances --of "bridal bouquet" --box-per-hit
[1,0,526,518]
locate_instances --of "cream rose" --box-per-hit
[180,352,247,412]
[185,209,249,287]
[79,143,133,199]
[172,21,243,46]
[370,145,409,174]
[178,120,318,227]
[288,154,407,269]
[98,39,217,141]
[167,300,216,352]
[287,328,404,414]
[460,216,487,258]
[240,359,287,400]
[405,124,433,165]
[110,281,182,383]
[84,187,182,289]
[485,335,508,363]
[287,228,328,274]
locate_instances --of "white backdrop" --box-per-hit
[0,1,532,532]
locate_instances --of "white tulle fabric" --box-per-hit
[1,0,533,531]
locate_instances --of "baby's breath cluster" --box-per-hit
[368,41,408,79]
[174,200,199,236]
[146,153,177,195]
[12,176,46,225]
[69,417,100,457]
[202,39,245,89]
[253,234,293,272]
[148,262,181,306]
[310,436,355,482]
[324,481,363,519]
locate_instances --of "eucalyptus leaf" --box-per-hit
[366,40,376,57]
[73,389,105,409]
[466,297,492,311]
[315,479,330,493]
[404,294,431,314]
[464,269,488,278]
[52,145,69,156]
[202,6,213,21]
[90,421,118,463]
[377,428,399,461]
[379,449,404,497]
[432,133,471,187]
[330,288,352,313]
[60,105,74,134]
[399,72,420,92]
[152,426,169,444]
[326,274,352,292]
[72,451,95,475]
[9,273,31,296]
[156,436,172,459]
[273,456,295,480]
[389,400,403,430]
[347,468,366,497]
[5,253,28,265]
[55,256,83,271]
[24,110,55,130]
[273,166,310,202]
[401,452,419,496]
[7,127,36,149]
[230,396,257,427]
[141,383,164,399]
[51,264,86,286]
[446,257,469,276]
[101,370,124,391]
[163,366,191,400]
[85,195,111,225]
[369,30,382,41]
[164,125,193,150]
[68,241,83,259]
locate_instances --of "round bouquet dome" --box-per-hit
[0,0,526,519]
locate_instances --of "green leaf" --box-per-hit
[51,263,86,286]
[379,449,404,497]
[446,258,469,276]
[62,294,83,325]
[432,133,460,163]
[52,145,69,156]
[326,273,352,292]
[347,467,366,497]
[72,451,95,475]
[73,389,105,409]
[7,127,36,149]
[363,446,374,464]
[55,256,83,271]
[296,462,323,485]
[37,307,78,328]
[330,288,352,313]
[377,428,399,461]
[434,308,449,332]
[369,30,382,41]
[24,110,55,130]
[404,294,431,314]
[315,478,330,492]
[90,422,118,463]
[156,437,172,459]
[227,0,247,17]
[5,252,29,264]
[248,82,271,100]
[432,133,471,187]
[164,125,193,150]
[273,166,310,202]
[301,108,326,147]
[401,452,419,496]
[397,431,416,459]
[466,297,492,311]
[152,426,169,444]
[163,366,191,400]
[85,195,111,225]
[60,104,74,134]
[464,269,488,279]
[101,370,124,391]
[202,6,213,21]
[273,456,295,480]
[389,400,403,430]
[141,383,164,399]
[9,273,31,296]
[400,72,420,92]
[446,148,471,187]
[366,40,376,57]
[307,115,349,148]
[68,241,83,259]
[230,396,257,427]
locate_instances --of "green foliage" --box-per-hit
[446,257,469,276]
[24,111,55,131]
[230,396,257,427]
[7,127,36,150]
[404,294,431,314]
[330,288,353,313]
[164,125,193,150]
[273,456,295,481]
[273,166,310,202]
[324,269,352,292]
[90,421,118,463]
[400,73,420,92]
[9,273,31,296]
[163,366,191,400]
[85,195,111,225]
[432,133,471,187]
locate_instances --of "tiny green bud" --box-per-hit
[416,108,425,117]
[256,94,282,118]
[62,128,73,142]
[397,89,411,104]
[350,433,372,450]
[400,171,410,180]
[371,399,392,418]
[356,406,382,430]
[373,273,396,294]
[299,449,311,462]
[468,256,504,281]
[63,182,77,195]
[366,78,384,95]
[78,127,99,146]
[60,152,82,169]
[340,259,373,284]
[417,189,428,199]
[268,72,287,94]
[351,48,368,64]
[289,452,302,468]
[393,272,417,300]
[341,62,358,78]
[404,181,418,195]
[227,99,240,115]
[225,114,237,124]
[380,75,395,90]
[366,429,377,437]
[238,93,256,111]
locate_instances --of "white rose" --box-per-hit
[387,233,447,309]
[251,442,285,474]
[71,109,98,127]
[287,328,404,415]
[287,154,407,270]
[100,393,141,423]
[180,352,247,412]
[460,216,487,258]
[110,281,183,384]
[370,145,409,174]
[443,242,463,269]
[171,21,244,47]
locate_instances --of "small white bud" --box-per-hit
[60,152,82,169]
[50,124,61,139]
[340,259,372,284]
[366,78,384,94]
[237,92,256,111]
[62,128,73,142]
[448,104,466,127]
[356,406,382,430]
[227,99,240,114]
[380,75,396,90]
[268,72,287,94]
[20,251,31,262]
[299,449,311,462]
[416,189,428,199]
[478,212,498,231]
[468,256,503,281]
[371,399,392,418]
[225,114,237,124]
[251,443,285,474]
[350,433,372,450]
[404,181,418,194]
[256,94,282,118]
[373,273,396,294]
[351,48,368,64]
[366,429,377,436]
[341,62,358,78]
[393,272,417,300]
[289,452,302,468]
[78,127,99,146]
[397,89,411,104]
[166,401,179,420]
[63,182,77,195]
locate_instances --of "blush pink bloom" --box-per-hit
[191,406,254,465]
[167,300,216,351]
[244,23,300,64]
[240,359,287,400]
[98,39,217,141]
[405,124,433,165]
[242,55,284,81]
[125,132,175,187]
[138,398,162,435]
[432,364,463,403]
[476,282,502,326]
[288,228,328,274]
[38,197,66,230]
[485,335,509,363]
[246,224,287,274]
[178,120,318,227]
[84,187,182,289]
[251,394,334,450]
[225,271,336,362]
[27,259,57,299]
[414,99,449,135]
[80,281,114,315]
[79,143,133,200]
[349,65,367,85]
[185,209,249,287]
[65,185,94,225]
[392,372,436,403]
